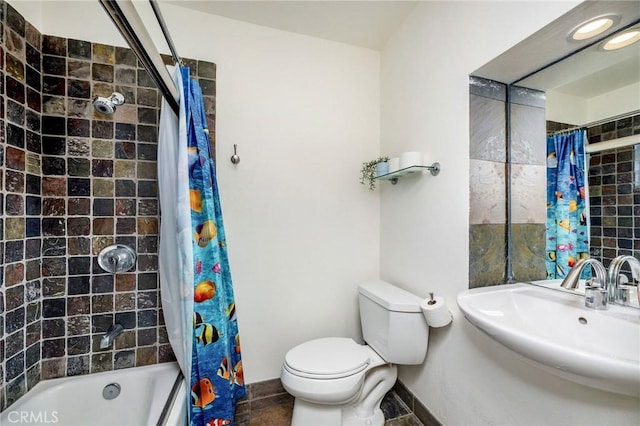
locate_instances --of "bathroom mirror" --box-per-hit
[516,18,640,305]
[471,0,640,305]
[515,19,640,127]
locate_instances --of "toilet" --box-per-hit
[281,280,429,426]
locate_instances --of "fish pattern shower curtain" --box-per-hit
[546,129,590,279]
[181,67,246,425]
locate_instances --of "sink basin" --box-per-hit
[457,283,640,396]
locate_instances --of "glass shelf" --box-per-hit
[375,162,440,184]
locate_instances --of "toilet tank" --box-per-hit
[358,281,429,365]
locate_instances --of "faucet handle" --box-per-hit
[614,284,636,306]
[585,285,608,310]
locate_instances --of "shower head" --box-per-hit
[93,92,125,115]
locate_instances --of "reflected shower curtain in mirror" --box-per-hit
[546,129,590,279]
[159,66,245,426]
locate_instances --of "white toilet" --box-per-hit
[281,280,429,426]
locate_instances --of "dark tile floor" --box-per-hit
[237,390,423,426]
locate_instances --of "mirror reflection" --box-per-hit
[516,19,640,306]
[469,2,639,308]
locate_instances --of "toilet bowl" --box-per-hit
[282,337,394,426]
[282,337,385,402]
[281,281,429,426]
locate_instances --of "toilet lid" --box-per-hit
[284,337,371,378]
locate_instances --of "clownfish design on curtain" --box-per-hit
[545,129,590,280]
[181,67,245,426]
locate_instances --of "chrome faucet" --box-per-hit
[560,258,608,309]
[606,255,640,306]
[100,323,124,349]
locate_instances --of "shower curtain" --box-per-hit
[545,129,590,279]
[159,66,245,426]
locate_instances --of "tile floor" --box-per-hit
[236,387,423,426]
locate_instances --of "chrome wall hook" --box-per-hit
[230,144,240,165]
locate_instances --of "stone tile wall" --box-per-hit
[0,1,217,410]
[587,114,640,143]
[508,86,546,282]
[585,114,640,268]
[1,2,44,408]
[468,77,507,287]
[469,77,546,288]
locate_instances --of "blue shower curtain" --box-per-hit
[182,68,246,425]
[545,129,590,279]
[159,66,245,426]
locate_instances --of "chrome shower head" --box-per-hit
[93,92,125,115]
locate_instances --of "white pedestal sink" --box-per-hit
[457,283,640,397]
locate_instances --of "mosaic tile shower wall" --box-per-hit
[586,114,640,267]
[469,77,547,288]
[0,1,217,409]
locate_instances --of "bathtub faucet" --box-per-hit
[100,323,125,349]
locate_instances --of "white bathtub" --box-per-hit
[0,362,187,426]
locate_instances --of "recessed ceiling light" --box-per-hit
[568,15,619,41]
[601,27,640,50]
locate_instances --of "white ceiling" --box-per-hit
[162,1,639,98]
[475,1,640,99]
[164,0,418,50]
[521,41,640,98]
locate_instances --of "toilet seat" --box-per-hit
[284,337,371,379]
[281,337,383,406]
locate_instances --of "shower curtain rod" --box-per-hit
[546,110,640,153]
[149,0,181,65]
[99,0,180,115]
[547,110,640,136]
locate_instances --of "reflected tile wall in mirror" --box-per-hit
[585,114,640,268]
[509,86,546,282]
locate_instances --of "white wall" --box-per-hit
[547,82,640,125]
[587,81,640,123]
[14,0,381,383]
[381,1,639,425]
[546,91,588,124]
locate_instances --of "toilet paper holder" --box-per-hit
[421,292,452,328]
[427,292,437,305]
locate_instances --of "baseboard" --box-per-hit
[392,380,442,426]
[238,377,442,426]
